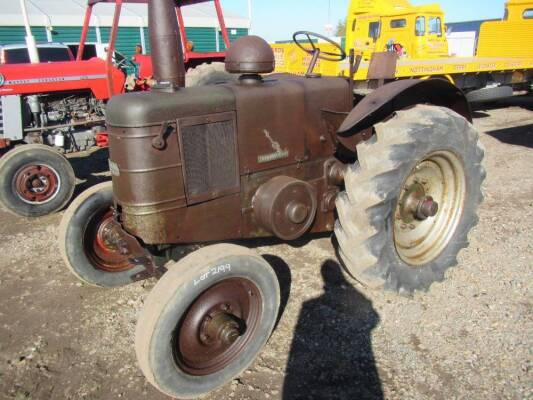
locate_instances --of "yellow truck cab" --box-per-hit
[272,0,533,101]
[346,0,448,60]
[477,0,533,57]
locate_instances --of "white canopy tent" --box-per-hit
[1,0,250,54]
[0,1,250,29]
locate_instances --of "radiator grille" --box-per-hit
[180,119,238,203]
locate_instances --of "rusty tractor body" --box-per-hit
[59,0,485,397]
[106,37,470,249]
[107,69,352,245]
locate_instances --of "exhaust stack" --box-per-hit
[148,0,186,90]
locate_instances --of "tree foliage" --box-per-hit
[336,19,346,36]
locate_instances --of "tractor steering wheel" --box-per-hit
[113,49,138,71]
[292,31,346,62]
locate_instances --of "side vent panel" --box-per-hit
[179,112,239,204]
[0,95,24,141]
[0,97,4,137]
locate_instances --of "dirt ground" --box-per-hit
[0,97,531,400]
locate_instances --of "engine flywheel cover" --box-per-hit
[253,176,317,240]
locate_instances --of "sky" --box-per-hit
[222,0,508,42]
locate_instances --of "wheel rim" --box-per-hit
[394,150,466,266]
[14,164,60,204]
[173,278,262,376]
[84,209,136,273]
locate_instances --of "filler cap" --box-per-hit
[225,35,275,74]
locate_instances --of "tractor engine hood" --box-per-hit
[106,86,236,127]
[106,85,236,244]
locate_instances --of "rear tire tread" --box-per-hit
[335,105,485,292]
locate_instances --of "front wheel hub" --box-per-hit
[201,312,242,346]
[174,278,262,376]
[85,210,138,273]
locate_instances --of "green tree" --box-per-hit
[335,19,346,36]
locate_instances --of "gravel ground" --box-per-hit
[0,97,531,400]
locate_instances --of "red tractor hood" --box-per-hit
[0,58,125,100]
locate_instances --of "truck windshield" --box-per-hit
[428,17,442,36]
[415,16,426,36]
[369,22,381,40]
[4,47,72,64]
[391,19,407,28]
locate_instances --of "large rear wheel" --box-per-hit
[335,105,485,293]
[135,244,280,399]
[186,62,236,87]
[0,144,75,217]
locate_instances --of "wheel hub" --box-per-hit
[15,164,60,204]
[174,278,262,376]
[394,151,466,266]
[398,182,439,223]
[417,196,439,220]
[200,311,242,346]
[85,210,137,273]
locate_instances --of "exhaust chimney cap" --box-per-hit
[225,35,275,74]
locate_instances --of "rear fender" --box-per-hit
[337,79,471,152]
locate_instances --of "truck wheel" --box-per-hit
[186,62,236,87]
[136,244,280,399]
[466,86,513,104]
[335,105,485,293]
[0,144,75,217]
[59,182,147,287]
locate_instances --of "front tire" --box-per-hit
[0,144,75,217]
[335,105,485,293]
[135,244,280,399]
[59,182,147,287]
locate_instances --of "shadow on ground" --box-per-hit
[484,123,533,149]
[263,254,292,331]
[69,147,111,197]
[282,260,383,400]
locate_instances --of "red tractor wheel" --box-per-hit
[185,62,237,87]
[0,144,75,217]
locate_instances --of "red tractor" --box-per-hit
[0,0,234,217]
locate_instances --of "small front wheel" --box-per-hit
[0,144,75,217]
[135,244,280,399]
[59,181,149,287]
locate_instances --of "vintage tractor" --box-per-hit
[59,0,485,397]
[0,0,234,218]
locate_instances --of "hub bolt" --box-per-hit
[416,196,439,220]
[220,322,241,345]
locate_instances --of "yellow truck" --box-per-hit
[272,0,533,102]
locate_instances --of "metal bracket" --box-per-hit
[152,122,175,150]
